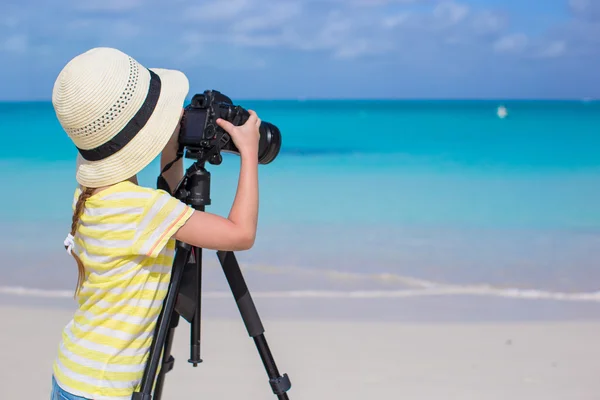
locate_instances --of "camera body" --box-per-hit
[179,90,281,165]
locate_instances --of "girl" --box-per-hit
[50,47,261,400]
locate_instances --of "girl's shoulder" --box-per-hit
[73,181,181,208]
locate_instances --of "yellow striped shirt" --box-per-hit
[53,181,194,400]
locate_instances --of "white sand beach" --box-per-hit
[0,304,599,400]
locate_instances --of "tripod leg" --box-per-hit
[217,251,292,399]
[152,313,179,400]
[189,247,203,366]
[132,243,191,400]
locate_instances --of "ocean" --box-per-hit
[1,100,599,320]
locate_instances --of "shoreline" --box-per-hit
[3,290,600,324]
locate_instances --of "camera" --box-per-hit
[178,90,282,165]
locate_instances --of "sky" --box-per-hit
[0,0,598,100]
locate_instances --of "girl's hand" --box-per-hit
[216,110,261,158]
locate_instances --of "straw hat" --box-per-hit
[52,47,189,188]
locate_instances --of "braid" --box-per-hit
[70,187,95,297]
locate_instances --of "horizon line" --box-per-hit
[0,97,597,103]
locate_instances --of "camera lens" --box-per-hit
[258,122,281,164]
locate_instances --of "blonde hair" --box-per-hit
[68,187,95,296]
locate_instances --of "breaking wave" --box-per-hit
[1,264,599,302]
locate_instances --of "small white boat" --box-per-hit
[497,105,508,119]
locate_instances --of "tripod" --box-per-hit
[131,158,291,400]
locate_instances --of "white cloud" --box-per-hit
[333,40,371,58]
[536,40,567,58]
[472,10,506,35]
[177,30,268,70]
[65,19,95,30]
[60,17,141,44]
[382,13,410,29]
[2,16,19,28]
[493,34,568,60]
[229,33,284,48]
[113,21,141,37]
[433,1,470,26]
[75,0,144,12]
[308,13,354,50]
[351,0,421,6]
[178,0,487,61]
[2,34,28,53]
[569,0,600,21]
[184,0,251,21]
[493,33,528,53]
[233,2,303,33]
[334,37,394,58]
[530,1,599,59]
[569,0,590,13]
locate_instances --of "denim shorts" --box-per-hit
[51,376,91,400]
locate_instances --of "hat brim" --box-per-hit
[75,67,189,188]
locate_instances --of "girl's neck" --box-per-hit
[85,175,138,196]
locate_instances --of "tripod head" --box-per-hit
[173,161,211,211]
[157,142,215,211]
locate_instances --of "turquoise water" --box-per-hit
[1,100,599,305]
